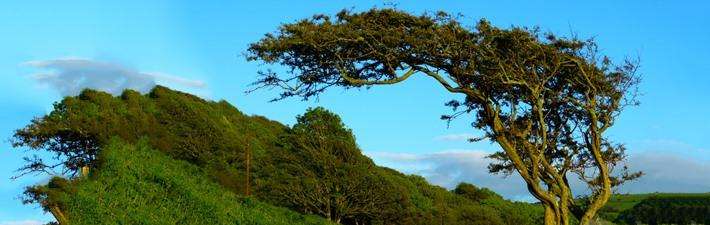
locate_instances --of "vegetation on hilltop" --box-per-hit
[13,86,542,225]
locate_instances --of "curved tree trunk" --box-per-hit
[49,204,68,225]
[544,205,558,225]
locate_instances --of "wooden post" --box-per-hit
[245,140,251,196]
[81,166,89,177]
[246,147,251,196]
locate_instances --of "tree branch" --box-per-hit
[338,67,417,86]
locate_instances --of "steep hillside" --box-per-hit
[27,139,334,225]
[15,86,543,224]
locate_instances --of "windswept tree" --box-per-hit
[247,8,642,225]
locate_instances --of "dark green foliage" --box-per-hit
[258,107,543,225]
[259,107,408,224]
[450,204,505,225]
[454,182,502,202]
[451,182,544,224]
[12,86,285,192]
[24,139,334,225]
[13,86,543,224]
[481,195,546,225]
[606,194,710,225]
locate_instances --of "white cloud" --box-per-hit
[434,133,478,142]
[24,58,207,96]
[619,152,710,193]
[0,220,45,225]
[145,72,207,89]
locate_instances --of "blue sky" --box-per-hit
[1,1,709,223]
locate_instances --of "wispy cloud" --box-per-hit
[24,58,207,96]
[434,133,478,142]
[620,152,710,193]
[632,138,708,152]
[145,72,207,89]
[0,220,45,225]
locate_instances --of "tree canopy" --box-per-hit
[453,182,501,203]
[247,8,642,225]
[261,107,404,224]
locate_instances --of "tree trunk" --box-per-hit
[544,205,558,225]
[49,205,68,225]
[559,202,571,225]
[579,128,613,225]
[579,191,611,225]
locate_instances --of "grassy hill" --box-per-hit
[32,139,334,225]
[15,86,543,225]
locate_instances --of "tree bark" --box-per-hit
[579,187,611,225]
[49,204,68,225]
[544,205,557,225]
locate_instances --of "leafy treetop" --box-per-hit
[247,8,642,225]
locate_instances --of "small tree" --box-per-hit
[11,99,102,178]
[263,107,398,224]
[246,9,642,225]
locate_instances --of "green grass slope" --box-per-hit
[49,139,334,225]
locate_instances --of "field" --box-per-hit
[598,192,710,224]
